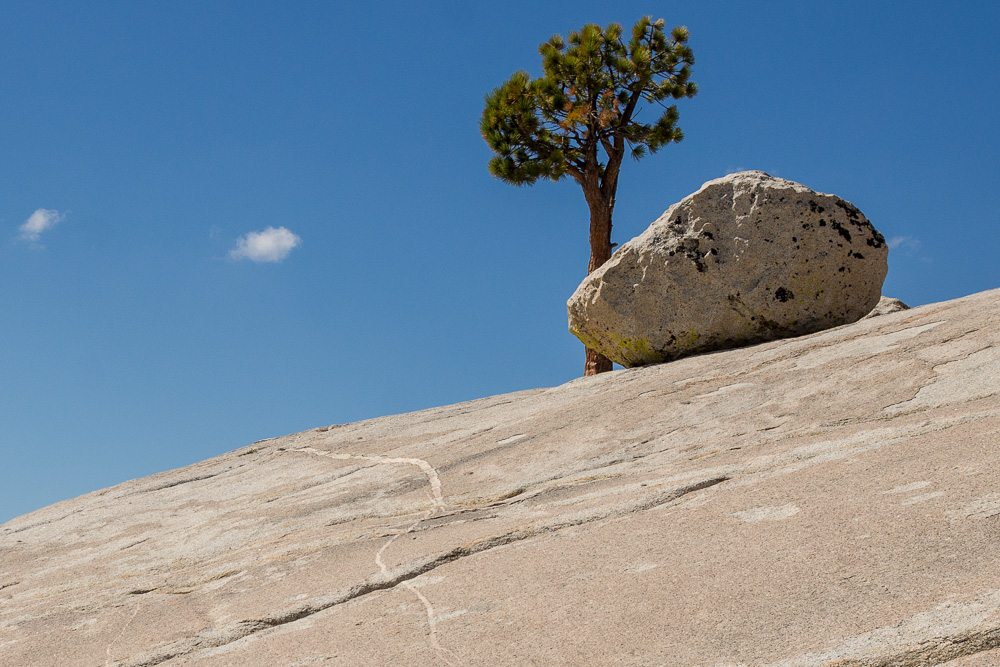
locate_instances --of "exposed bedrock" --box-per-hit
[7,288,1000,667]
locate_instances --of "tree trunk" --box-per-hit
[583,192,615,376]
[585,347,613,376]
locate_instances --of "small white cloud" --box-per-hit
[18,209,64,242]
[229,226,302,263]
[887,235,921,254]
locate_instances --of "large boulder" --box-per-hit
[568,170,888,367]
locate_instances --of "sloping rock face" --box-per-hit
[568,171,888,367]
[3,288,1000,667]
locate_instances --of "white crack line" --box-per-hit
[294,446,463,666]
[402,579,463,667]
[105,604,141,666]
[111,475,728,667]
[375,509,464,667]
[294,446,444,509]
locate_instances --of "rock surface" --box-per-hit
[568,171,888,367]
[3,288,1000,667]
[865,295,911,319]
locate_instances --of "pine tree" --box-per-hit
[481,16,697,376]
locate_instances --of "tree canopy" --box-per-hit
[480,17,697,195]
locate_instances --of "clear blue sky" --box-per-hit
[2,1,998,524]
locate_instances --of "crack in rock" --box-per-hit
[299,446,461,665]
[110,475,728,666]
[131,472,224,495]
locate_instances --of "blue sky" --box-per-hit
[2,1,998,524]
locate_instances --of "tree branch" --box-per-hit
[565,163,585,185]
[618,88,642,127]
[599,134,616,159]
